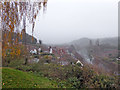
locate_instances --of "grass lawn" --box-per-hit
[2,67,58,88]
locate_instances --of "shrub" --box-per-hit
[92,75,117,88]
[16,65,32,72]
[7,58,25,68]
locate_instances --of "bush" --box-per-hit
[16,65,32,72]
[92,75,117,88]
[8,58,25,67]
[68,77,80,88]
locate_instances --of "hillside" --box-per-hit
[71,37,118,50]
[2,68,58,88]
[70,37,118,74]
[2,30,37,44]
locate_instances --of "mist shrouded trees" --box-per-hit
[0,0,47,60]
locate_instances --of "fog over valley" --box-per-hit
[26,0,118,44]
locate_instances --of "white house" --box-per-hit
[50,48,53,54]
[30,49,37,55]
[76,60,83,67]
[38,48,41,54]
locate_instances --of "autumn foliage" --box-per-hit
[0,1,47,60]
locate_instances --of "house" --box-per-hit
[76,60,83,67]
[49,48,53,54]
[30,49,37,55]
[38,47,42,54]
[116,57,120,61]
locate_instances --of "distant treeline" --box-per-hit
[2,30,37,44]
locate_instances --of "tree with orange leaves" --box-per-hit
[0,0,48,62]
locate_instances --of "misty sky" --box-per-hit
[27,0,118,44]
